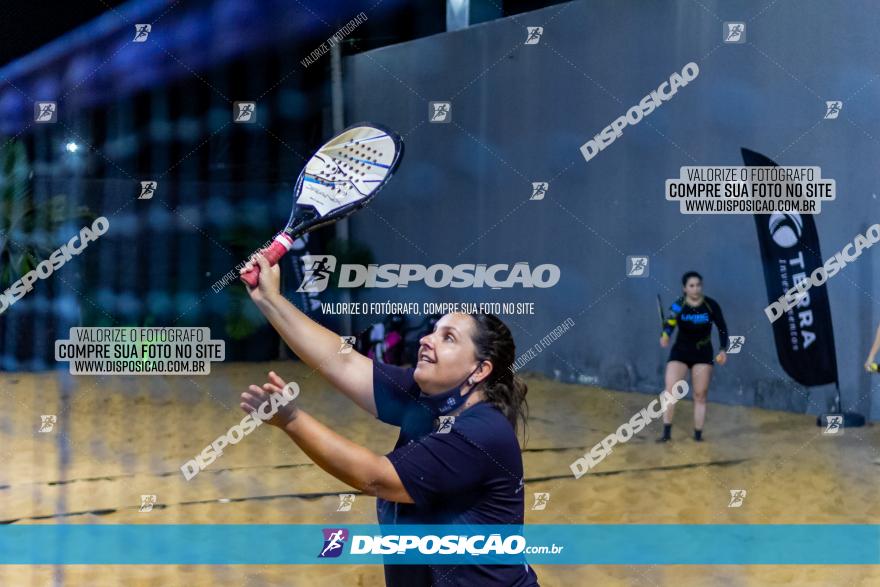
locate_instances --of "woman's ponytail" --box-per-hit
[469,313,529,440]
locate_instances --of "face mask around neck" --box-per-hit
[419,365,481,416]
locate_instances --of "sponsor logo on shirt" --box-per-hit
[680,312,709,324]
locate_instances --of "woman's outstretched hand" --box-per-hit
[240,370,300,428]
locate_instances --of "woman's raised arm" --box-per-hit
[242,253,377,416]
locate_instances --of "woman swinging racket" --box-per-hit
[658,271,729,442]
[239,254,539,587]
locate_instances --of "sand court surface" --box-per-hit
[1,362,878,586]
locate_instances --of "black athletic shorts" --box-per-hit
[668,344,714,368]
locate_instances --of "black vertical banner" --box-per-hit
[742,148,838,386]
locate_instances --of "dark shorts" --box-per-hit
[668,344,714,368]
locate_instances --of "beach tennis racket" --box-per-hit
[241,122,404,287]
[656,294,666,330]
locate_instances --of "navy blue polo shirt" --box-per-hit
[373,362,540,587]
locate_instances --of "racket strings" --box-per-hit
[325,141,381,199]
[305,132,391,206]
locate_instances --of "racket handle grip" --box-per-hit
[240,234,294,288]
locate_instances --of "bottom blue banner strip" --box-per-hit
[0,525,877,565]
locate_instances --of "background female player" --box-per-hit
[239,253,540,587]
[657,271,728,442]
[864,321,880,372]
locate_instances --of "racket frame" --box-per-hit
[656,294,666,331]
[240,122,404,287]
